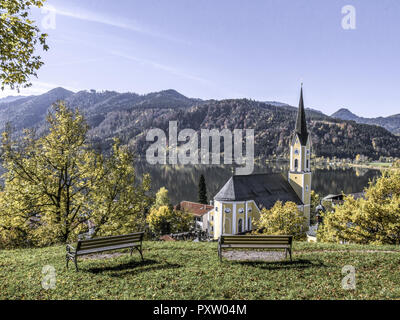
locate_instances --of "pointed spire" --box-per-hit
[295,84,308,145]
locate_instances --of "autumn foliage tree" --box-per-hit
[146,188,192,236]
[254,201,307,240]
[318,170,400,244]
[0,102,151,247]
[151,187,172,211]
[0,0,49,90]
[87,139,153,238]
[310,190,321,224]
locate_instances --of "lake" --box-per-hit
[134,161,381,205]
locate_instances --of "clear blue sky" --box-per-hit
[1,0,399,117]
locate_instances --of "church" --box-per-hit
[207,87,312,239]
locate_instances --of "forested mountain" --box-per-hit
[0,95,30,104]
[1,88,400,160]
[332,108,400,135]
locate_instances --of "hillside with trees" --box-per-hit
[1,88,400,160]
[332,108,400,135]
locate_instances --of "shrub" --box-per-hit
[254,201,307,240]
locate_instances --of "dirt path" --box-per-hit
[297,249,400,254]
[222,250,286,261]
[222,249,400,262]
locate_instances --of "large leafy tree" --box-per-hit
[254,201,307,240]
[0,0,48,90]
[318,170,400,244]
[88,139,153,237]
[0,102,151,247]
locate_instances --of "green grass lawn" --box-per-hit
[1,241,400,300]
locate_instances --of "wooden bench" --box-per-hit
[66,232,144,271]
[218,235,293,262]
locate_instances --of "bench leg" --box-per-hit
[289,249,292,262]
[74,256,79,272]
[137,246,144,261]
[132,246,144,261]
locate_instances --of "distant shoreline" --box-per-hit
[348,163,400,171]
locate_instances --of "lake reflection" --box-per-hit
[134,161,381,205]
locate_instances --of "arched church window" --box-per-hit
[306,159,309,169]
[248,217,251,230]
[294,159,298,170]
[238,218,243,233]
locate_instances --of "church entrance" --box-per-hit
[238,218,243,233]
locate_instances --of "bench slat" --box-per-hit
[80,243,139,251]
[76,243,140,256]
[77,232,144,250]
[222,236,292,240]
[80,232,143,242]
[222,238,291,240]
[80,239,141,250]
[79,237,142,248]
[79,234,142,244]
[222,241,290,245]
[221,244,289,249]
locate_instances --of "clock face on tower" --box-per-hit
[294,149,299,155]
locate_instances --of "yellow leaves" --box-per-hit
[0,102,152,246]
[88,138,152,237]
[1,0,47,90]
[254,201,306,239]
[152,187,171,211]
[146,194,193,236]
[319,170,400,244]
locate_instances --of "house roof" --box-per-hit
[214,173,303,210]
[323,192,365,202]
[178,201,213,217]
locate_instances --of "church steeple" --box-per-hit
[295,85,308,146]
[288,85,312,228]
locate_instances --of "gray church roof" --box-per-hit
[214,173,303,210]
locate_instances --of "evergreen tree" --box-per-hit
[198,174,208,204]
